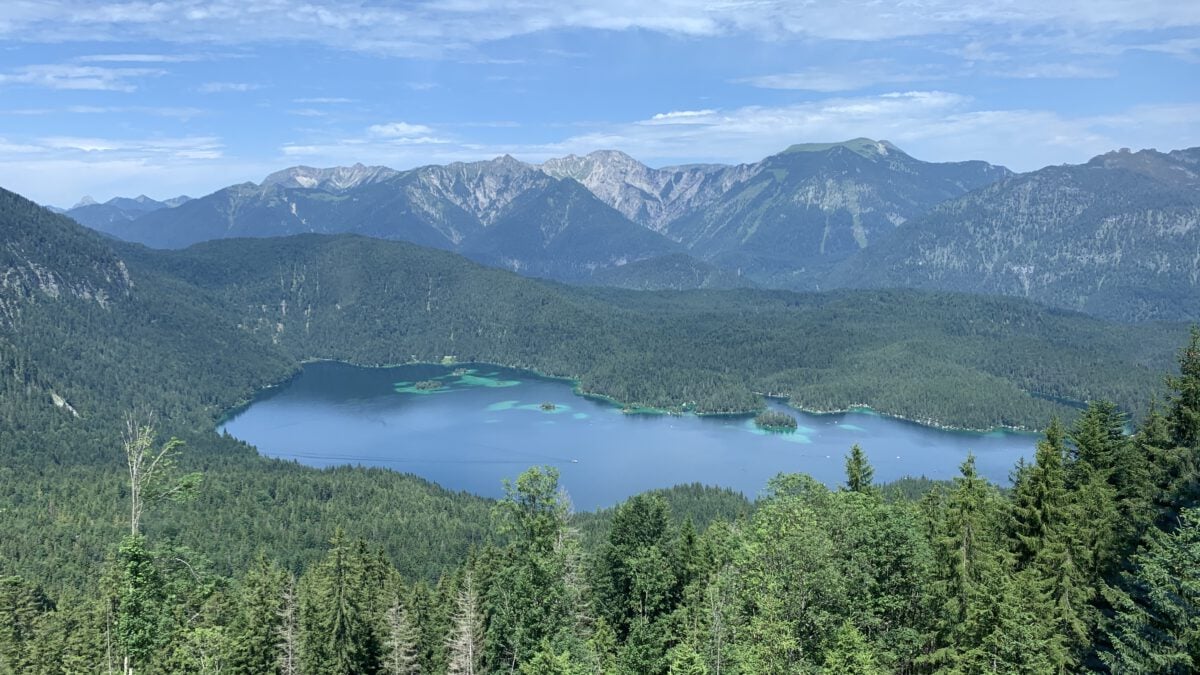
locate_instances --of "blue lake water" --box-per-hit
[220,362,1036,510]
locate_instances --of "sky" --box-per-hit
[1,1,1198,206]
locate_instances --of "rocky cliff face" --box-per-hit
[833,148,1200,321]
[541,150,758,233]
[260,163,400,192]
[1,188,133,325]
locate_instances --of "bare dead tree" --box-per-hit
[121,411,198,535]
[446,572,484,675]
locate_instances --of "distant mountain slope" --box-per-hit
[64,194,189,230]
[541,150,756,232]
[86,140,1009,290]
[832,147,1200,321]
[664,139,1011,287]
[103,157,681,283]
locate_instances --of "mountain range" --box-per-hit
[62,140,1200,321]
[1,185,1185,432]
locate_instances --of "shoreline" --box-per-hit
[219,357,1044,436]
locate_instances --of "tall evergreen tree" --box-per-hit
[300,530,381,675]
[822,622,882,675]
[1103,507,1200,673]
[227,554,286,675]
[924,454,1010,671]
[115,534,163,675]
[1010,418,1068,567]
[843,445,876,494]
[485,466,581,668]
[1168,326,1200,450]
[0,576,47,674]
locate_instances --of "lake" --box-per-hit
[220,361,1036,510]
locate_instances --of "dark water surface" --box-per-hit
[220,362,1035,510]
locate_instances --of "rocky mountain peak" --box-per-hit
[781,138,904,160]
[260,163,400,192]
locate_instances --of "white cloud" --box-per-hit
[197,81,262,93]
[741,62,941,92]
[995,62,1116,79]
[367,122,435,138]
[649,109,717,122]
[292,97,355,104]
[76,53,205,63]
[1,1,1196,58]
[0,64,165,92]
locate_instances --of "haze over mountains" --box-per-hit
[62,139,1200,320]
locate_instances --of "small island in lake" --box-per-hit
[540,402,557,411]
[754,410,798,432]
[414,379,444,391]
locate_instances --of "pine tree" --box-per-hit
[446,572,483,675]
[115,534,163,675]
[822,622,882,675]
[1168,326,1200,450]
[1068,400,1127,477]
[0,576,47,674]
[485,466,580,668]
[227,554,285,675]
[924,454,1010,671]
[1103,507,1200,673]
[667,641,709,675]
[1010,418,1068,567]
[595,493,674,635]
[300,530,381,675]
[844,444,875,494]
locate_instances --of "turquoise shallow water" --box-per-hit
[221,362,1035,510]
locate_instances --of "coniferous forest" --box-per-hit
[2,334,1198,673]
[1,185,1199,673]
[4,1,1200,671]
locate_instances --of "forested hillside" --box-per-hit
[4,352,1199,673]
[3,184,1200,672]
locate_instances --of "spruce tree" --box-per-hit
[115,534,163,675]
[822,622,883,675]
[300,530,380,675]
[227,555,285,675]
[1168,326,1200,450]
[1103,507,1200,673]
[844,444,875,494]
[1010,418,1068,567]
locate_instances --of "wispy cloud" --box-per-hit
[367,121,436,138]
[741,61,942,92]
[648,109,717,122]
[293,97,355,104]
[36,135,224,160]
[0,64,165,92]
[994,62,1117,79]
[0,105,204,119]
[197,81,262,93]
[76,53,205,63]
[1,1,1196,60]
[264,92,1200,174]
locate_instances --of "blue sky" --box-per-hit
[1,1,1198,205]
